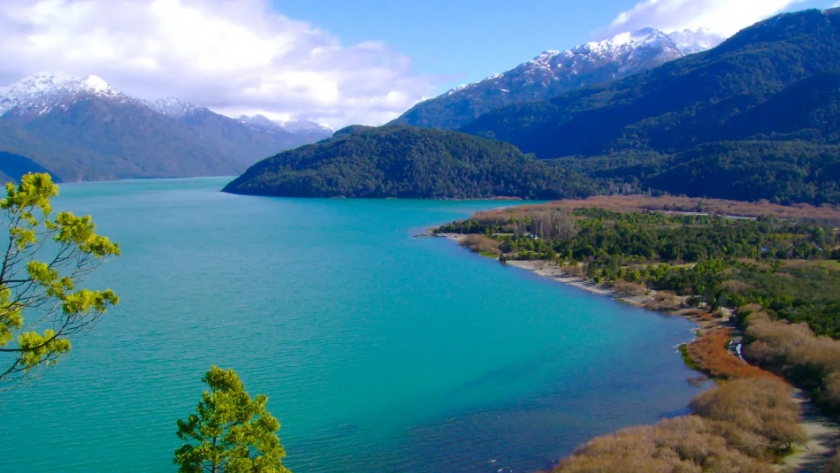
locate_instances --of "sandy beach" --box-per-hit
[505,260,618,297]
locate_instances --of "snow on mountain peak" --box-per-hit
[0,72,124,116]
[668,28,727,55]
[146,97,206,118]
[451,27,725,95]
[80,75,116,94]
[238,114,333,134]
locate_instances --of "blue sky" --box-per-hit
[271,0,834,92]
[271,0,637,88]
[0,0,835,127]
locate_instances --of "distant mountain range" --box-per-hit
[0,74,332,183]
[231,8,840,205]
[392,28,725,129]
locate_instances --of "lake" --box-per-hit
[0,177,699,473]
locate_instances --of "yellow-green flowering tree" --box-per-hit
[175,366,291,473]
[0,173,119,386]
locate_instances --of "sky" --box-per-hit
[0,0,834,128]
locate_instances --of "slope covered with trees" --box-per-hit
[223,126,596,199]
[458,8,840,206]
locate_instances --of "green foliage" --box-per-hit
[0,173,119,385]
[645,141,840,205]
[223,125,596,199]
[445,207,840,337]
[459,9,840,206]
[175,366,291,473]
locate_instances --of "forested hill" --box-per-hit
[456,8,840,205]
[222,126,596,199]
[461,9,840,157]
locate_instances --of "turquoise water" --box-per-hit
[0,177,700,473]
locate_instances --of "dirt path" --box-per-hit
[781,392,840,472]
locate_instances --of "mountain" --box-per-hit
[222,125,596,199]
[237,115,333,144]
[0,74,331,182]
[391,28,724,130]
[459,8,840,205]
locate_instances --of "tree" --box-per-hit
[0,173,119,386]
[175,366,291,473]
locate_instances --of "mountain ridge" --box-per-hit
[0,73,332,182]
[456,8,840,205]
[391,27,725,130]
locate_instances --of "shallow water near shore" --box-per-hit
[0,177,700,473]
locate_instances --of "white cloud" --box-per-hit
[0,0,438,127]
[597,0,807,38]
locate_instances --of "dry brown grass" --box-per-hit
[470,195,840,223]
[690,378,807,452]
[459,234,502,255]
[825,451,840,473]
[553,378,804,473]
[643,291,683,311]
[686,328,782,381]
[562,264,585,278]
[611,281,648,297]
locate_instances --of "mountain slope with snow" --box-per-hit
[392,28,725,129]
[0,74,331,182]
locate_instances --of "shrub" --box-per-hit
[459,234,502,255]
[612,281,648,296]
[742,310,840,412]
[825,450,840,473]
[552,378,803,472]
[562,264,585,277]
[552,415,777,473]
[686,328,780,380]
[689,378,806,453]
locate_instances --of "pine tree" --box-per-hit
[175,366,291,473]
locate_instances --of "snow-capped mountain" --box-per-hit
[145,97,208,118]
[239,114,333,135]
[0,73,332,182]
[669,28,727,55]
[0,73,129,116]
[393,28,726,129]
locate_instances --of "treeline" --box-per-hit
[556,141,840,206]
[439,208,840,337]
[223,125,596,199]
[644,141,840,206]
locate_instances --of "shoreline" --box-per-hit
[436,232,840,472]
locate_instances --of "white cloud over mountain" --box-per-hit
[0,0,437,128]
[598,0,807,38]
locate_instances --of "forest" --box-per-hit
[222,125,596,200]
[438,208,840,337]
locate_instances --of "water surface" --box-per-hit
[0,177,699,472]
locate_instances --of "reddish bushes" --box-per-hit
[459,234,502,255]
[686,328,780,381]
